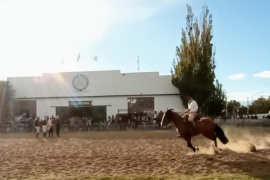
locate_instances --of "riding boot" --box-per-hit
[189,121,195,134]
[176,128,180,137]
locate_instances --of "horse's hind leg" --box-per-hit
[211,139,217,148]
[202,132,218,150]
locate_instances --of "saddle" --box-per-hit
[184,115,200,134]
[184,114,201,122]
[194,115,201,122]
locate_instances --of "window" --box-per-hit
[13,100,36,118]
[128,97,154,115]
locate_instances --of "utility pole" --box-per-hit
[137,56,140,72]
[250,92,263,114]
[247,97,249,115]
[225,97,228,117]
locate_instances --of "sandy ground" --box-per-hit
[0,126,270,180]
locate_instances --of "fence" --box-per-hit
[215,118,270,127]
[1,118,270,133]
[0,123,162,133]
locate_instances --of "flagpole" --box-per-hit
[92,56,98,70]
[77,53,81,72]
[77,53,80,62]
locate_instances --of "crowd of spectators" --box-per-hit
[0,110,165,133]
[63,110,164,131]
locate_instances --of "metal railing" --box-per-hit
[1,118,269,133]
[215,118,270,127]
[0,123,162,133]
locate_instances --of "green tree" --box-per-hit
[239,105,248,117]
[207,80,226,116]
[172,5,216,114]
[0,81,15,122]
[249,96,270,114]
[226,100,241,118]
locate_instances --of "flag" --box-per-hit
[77,53,80,62]
[92,56,98,61]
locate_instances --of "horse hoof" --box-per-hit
[247,143,256,152]
[195,147,199,151]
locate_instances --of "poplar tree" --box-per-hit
[172,5,216,114]
[207,80,226,116]
[0,81,15,122]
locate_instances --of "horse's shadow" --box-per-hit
[209,148,270,179]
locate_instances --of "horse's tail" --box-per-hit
[215,124,229,144]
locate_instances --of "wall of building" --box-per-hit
[8,70,184,118]
[8,70,179,98]
[35,95,184,118]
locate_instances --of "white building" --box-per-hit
[7,70,184,122]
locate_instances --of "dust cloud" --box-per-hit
[196,126,270,154]
[222,126,270,152]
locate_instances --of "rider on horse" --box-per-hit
[183,95,198,133]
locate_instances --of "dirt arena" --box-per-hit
[0,126,270,180]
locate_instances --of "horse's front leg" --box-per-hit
[187,140,199,154]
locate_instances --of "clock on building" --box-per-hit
[72,74,89,91]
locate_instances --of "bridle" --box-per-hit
[160,113,172,128]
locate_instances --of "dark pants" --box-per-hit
[56,124,60,137]
[48,127,53,137]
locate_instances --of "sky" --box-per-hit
[0,0,269,105]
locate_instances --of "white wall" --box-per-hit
[8,70,179,98]
[8,70,184,117]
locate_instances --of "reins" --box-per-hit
[161,110,185,128]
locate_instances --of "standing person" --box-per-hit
[34,116,41,138]
[86,117,92,131]
[47,117,53,138]
[106,116,112,130]
[153,111,158,122]
[183,95,198,132]
[55,115,61,137]
[42,116,48,137]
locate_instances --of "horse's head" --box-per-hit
[160,109,174,128]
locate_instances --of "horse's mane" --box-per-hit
[166,109,183,120]
[166,109,183,117]
[165,109,174,116]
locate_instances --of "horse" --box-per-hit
[160,109,229,153]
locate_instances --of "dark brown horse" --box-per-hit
[160,109,229,153]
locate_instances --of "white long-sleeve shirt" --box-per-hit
[47,119,53,127]
[188,99,198,113]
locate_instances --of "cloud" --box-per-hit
[253,71,270,78]
[228,73,245,80]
